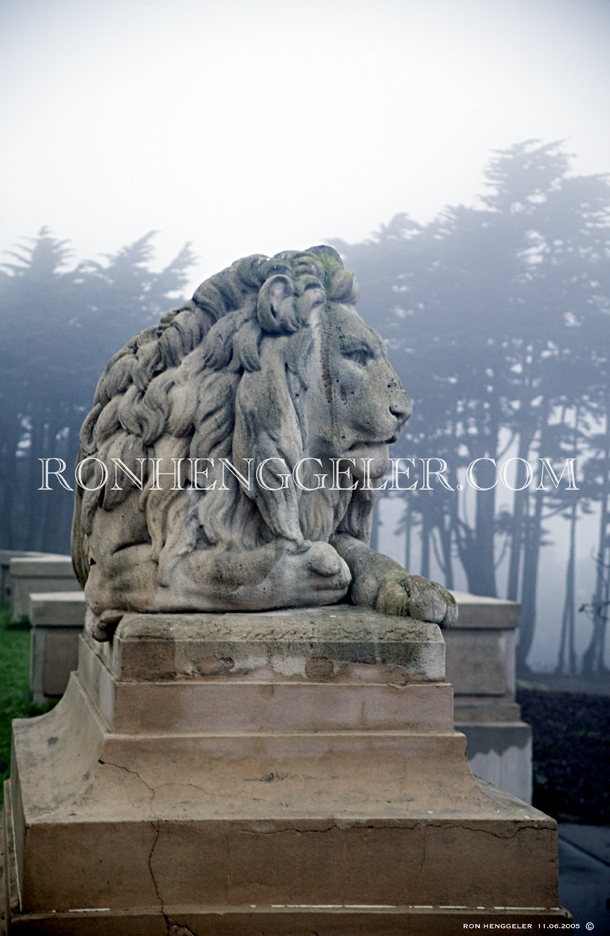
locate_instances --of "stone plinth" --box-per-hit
[3,607,568,933]
[9,557,80,624]
[448,591,532,802]
[0,552,43,603]
[28,592,86,705]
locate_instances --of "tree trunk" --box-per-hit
[432,513,454,590]
[507,427,535,601]
[556,498,577,675]
[517,489,544,673]
[583,399,610,675]
[474,480,497,596]
[25,410,48,551]
[0,418,21,549]
[404,497,412,572]
[420,507,430,579]
[459,454,497,596]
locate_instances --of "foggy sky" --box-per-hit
[2,0,610,290]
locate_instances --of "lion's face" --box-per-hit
[305,301,412,480]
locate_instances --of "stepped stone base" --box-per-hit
[3,607,569,933]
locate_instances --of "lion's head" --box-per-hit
[73,246,412,622]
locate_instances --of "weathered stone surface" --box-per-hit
[447,592,519,701]
[456,722,533,805]
[0,551,43,603]
[77,608,449,735]
[29,593,86,704]
[448,590,521,629]
[9,556,80,623]
[90,605,445,683]
[448,590,532,803]
[446,629,512,695]
[4,616,567,932]
[71,247,456,639]
[29,592,85,628]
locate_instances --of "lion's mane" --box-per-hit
[72,246,362,588]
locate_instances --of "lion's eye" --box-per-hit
[343,347,374,367]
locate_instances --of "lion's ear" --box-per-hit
[257,274,299,334]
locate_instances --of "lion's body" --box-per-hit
[73,247,456,640]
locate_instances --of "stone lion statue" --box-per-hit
[72,246,457,640]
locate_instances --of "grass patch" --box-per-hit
[0,600,55,805]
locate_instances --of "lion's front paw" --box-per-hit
[85,607,123,642]
[266,541,352,606]
[376,572,457,626]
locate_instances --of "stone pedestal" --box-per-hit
[447,591,533,803]
[9,557,80,624]
[3,606,568,933]
[0,552,43,604]
[28,593,86,705]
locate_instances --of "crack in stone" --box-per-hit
[449,824,535,840]
[153,780,237,800]
[416,827,427,881]
[89,764,539,928]
[236,823,338,836]
[234,820,538,840]
[166,924,196,935]
[100,757,177,930]
[227,832,232,904]
[98,758,156,800]
[146,822,197,936]
[146,820,169,931]
[98,766,264,803]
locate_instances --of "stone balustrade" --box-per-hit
[0,550,44,602]
[28,591,85,706]
[448,590,532,803]
[9,554,80,623]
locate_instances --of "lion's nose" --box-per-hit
[390,395,412,423]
